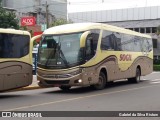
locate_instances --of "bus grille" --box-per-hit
[41,69,81,79]
[42,74,72,78]
[44,80,70,85]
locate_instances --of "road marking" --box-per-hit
[150,81,160,84]
[151,79,160,82]
[152,72,160,74]
[150,79,160,84]
[3,84,160,111]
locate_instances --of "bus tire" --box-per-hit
[128,68,141,83]
[92,72,107,90]
[59,86,71,91]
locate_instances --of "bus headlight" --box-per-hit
[74,79,82,83]
[78,79,82,83]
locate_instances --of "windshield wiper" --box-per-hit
[44,42,69,68]
[58,43,69,67]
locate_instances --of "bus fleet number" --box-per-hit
[120,54,132,61]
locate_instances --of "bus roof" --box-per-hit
[43,23,100,34]
[43,23,151,38]
[0,28,30,36]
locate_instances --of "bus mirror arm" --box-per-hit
[80,31,91,48]
[31,34,42,46]
[30,34,42,66]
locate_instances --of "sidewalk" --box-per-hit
[15,75,40,91]
[31,75,39,87]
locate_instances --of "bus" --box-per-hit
[0,28,34,92]
[35,23,153,90]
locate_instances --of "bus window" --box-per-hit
[0,33,29,58]
[101,31,121,50]
[121,34,134,51]
[114,32,122,51]
[101,31,114,50]
[0,34,3,57]
[143,38,153,52]
[85,30,99,60]
[132,36,142,52]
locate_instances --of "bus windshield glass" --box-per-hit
[38,32,84,69]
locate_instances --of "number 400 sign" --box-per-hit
[21,17,36,26]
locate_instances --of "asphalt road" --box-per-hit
[0,72,160,120]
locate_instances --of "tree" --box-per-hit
[0,0,19,29]
[50,18,73,27]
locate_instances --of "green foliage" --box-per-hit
[19,26,27,30]
[154,59,160,65]
[0,2,19,29]
[50,18,73,27]
[153,64,160,71]
[0,0,2,7]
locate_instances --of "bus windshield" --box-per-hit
[38,32,84,69]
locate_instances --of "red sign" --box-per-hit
[21,17,36,26]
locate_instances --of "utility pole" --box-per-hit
[46,1,49,28]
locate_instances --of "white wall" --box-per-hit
[68,6,160,23]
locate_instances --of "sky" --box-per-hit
[68,0,160,13]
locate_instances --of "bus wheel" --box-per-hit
[92,72,106,90]
[128,68,141,83]
[59,86,71,91]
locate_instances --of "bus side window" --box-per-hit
[114,32,122,51]
[146,38,153,52]
[86,37,92,59]
[101,31,122,51]
[0,34,3,57]
[101,31,113,50]
[85,32,99,60]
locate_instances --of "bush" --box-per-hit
[153,59,160,65]
[153,64,160,71]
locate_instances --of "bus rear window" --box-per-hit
[0,33,30,58]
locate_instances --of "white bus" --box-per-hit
[35,23,153,90]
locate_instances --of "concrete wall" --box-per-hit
[2,0,67,22]
[68,6,160,23]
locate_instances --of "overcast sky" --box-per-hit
[68,0,160,13]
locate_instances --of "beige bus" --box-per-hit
[35,23,153,90]
[0,28,33,92]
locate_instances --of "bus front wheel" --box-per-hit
[92,72,107,90]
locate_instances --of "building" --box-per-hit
[2,0,67,25]
[68,6,160,61]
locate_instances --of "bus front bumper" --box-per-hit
[37,73,84,87]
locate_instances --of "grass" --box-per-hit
[153,64,160,71]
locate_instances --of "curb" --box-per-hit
[8,86,42,92]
